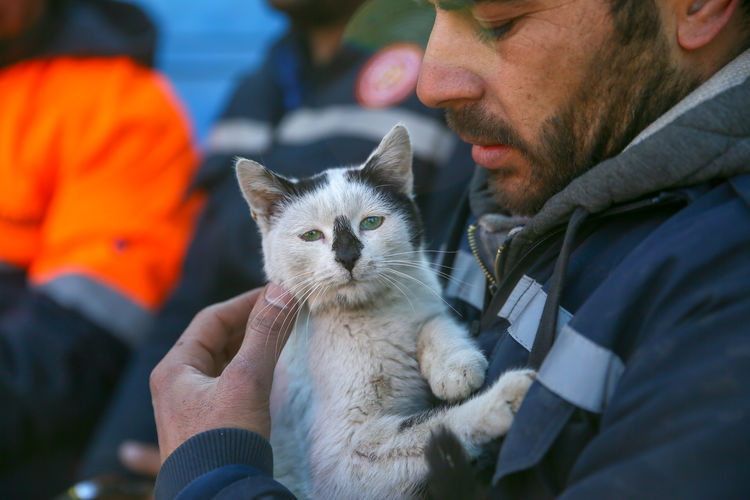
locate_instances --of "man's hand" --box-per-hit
[150,284,298,463]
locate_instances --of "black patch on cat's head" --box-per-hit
[346,167,424,249]
[268,170,331,216]
[285,171,330,201]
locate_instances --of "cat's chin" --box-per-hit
[305,282,382,313]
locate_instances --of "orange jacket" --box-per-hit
[0,56,204,342]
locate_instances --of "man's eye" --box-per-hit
[478,19,516,42]
[300,229,323,241]
[360,216,384,231]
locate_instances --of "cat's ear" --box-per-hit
[362,123,413,196]
[235,157,292,230]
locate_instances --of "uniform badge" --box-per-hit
[356,43,423,109]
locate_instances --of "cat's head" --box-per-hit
[236,124,424,311]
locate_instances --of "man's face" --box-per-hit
[268,0,365,27]
[417,0,701,215]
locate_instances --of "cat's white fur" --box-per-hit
[236,124,534,499]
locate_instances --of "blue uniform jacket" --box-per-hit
[155,51,750,500]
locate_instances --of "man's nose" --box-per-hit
[417,10,484,109]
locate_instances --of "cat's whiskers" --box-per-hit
[383,248,461,272]
[297,282,324,346]
[382,267,462,317]
[384,249,458,258]
[256,283,307,350]
[377,272,417,314]
[249,276,319,358]
[381,259,477,290]
[285,277,323,348]
[383,258,455,281]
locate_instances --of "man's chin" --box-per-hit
[487,174,546,217]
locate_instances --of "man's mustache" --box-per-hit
[445,105,527,152]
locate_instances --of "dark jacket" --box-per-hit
[156,49,750,500]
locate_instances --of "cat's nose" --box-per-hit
[332,215,363,274]
[335,247,360,273]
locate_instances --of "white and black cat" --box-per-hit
[235,124,534,500]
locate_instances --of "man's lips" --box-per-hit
[471,144,513,170]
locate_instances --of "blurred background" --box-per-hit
[127,0,287,142]
[127,0,434,144]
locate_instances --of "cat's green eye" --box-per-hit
[360,216,384,231]
[300,229,323,242]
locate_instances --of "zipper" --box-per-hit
[467,223,502,290]
[477,192,691,332]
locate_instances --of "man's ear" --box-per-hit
[677,0,739,50]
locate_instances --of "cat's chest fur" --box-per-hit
[270,290,439,496]
[277,291,438,412]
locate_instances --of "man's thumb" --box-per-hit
[236,283,298,373]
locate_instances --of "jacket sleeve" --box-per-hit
[557,186,750,499]
[155,428,296,500]
[559,305,750,499]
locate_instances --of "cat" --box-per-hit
[235,124,535,500]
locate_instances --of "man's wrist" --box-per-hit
[154,427,273,500]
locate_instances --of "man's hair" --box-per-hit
[609,0,750,50]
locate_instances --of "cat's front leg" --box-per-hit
[447,368,536,456]
[320,369,536,500]
[417,314,487,402]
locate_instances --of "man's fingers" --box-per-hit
[165,288,264,376]
[119,441,162,478]
[210,287,265,336]
[229,283,298,382]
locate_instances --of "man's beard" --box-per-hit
[446,22,702,216]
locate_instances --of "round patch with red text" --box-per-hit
[356,43,424,109]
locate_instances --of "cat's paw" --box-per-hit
[467,369,536,441]
[429,348,488,402]
[497,369,536,413]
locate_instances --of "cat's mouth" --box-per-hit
[338,276,358,287]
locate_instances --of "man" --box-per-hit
[0,0,201,494]
[150,0,750,498]
[72,0,472,487]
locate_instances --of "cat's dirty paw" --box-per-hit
[497,369,536,413]
[465,369,536,442]
[429,348,488,402]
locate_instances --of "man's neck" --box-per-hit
[306,22,347,66]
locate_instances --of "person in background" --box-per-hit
[0,0,203,496]
[69,0,474,493]
[148,0,750,498]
